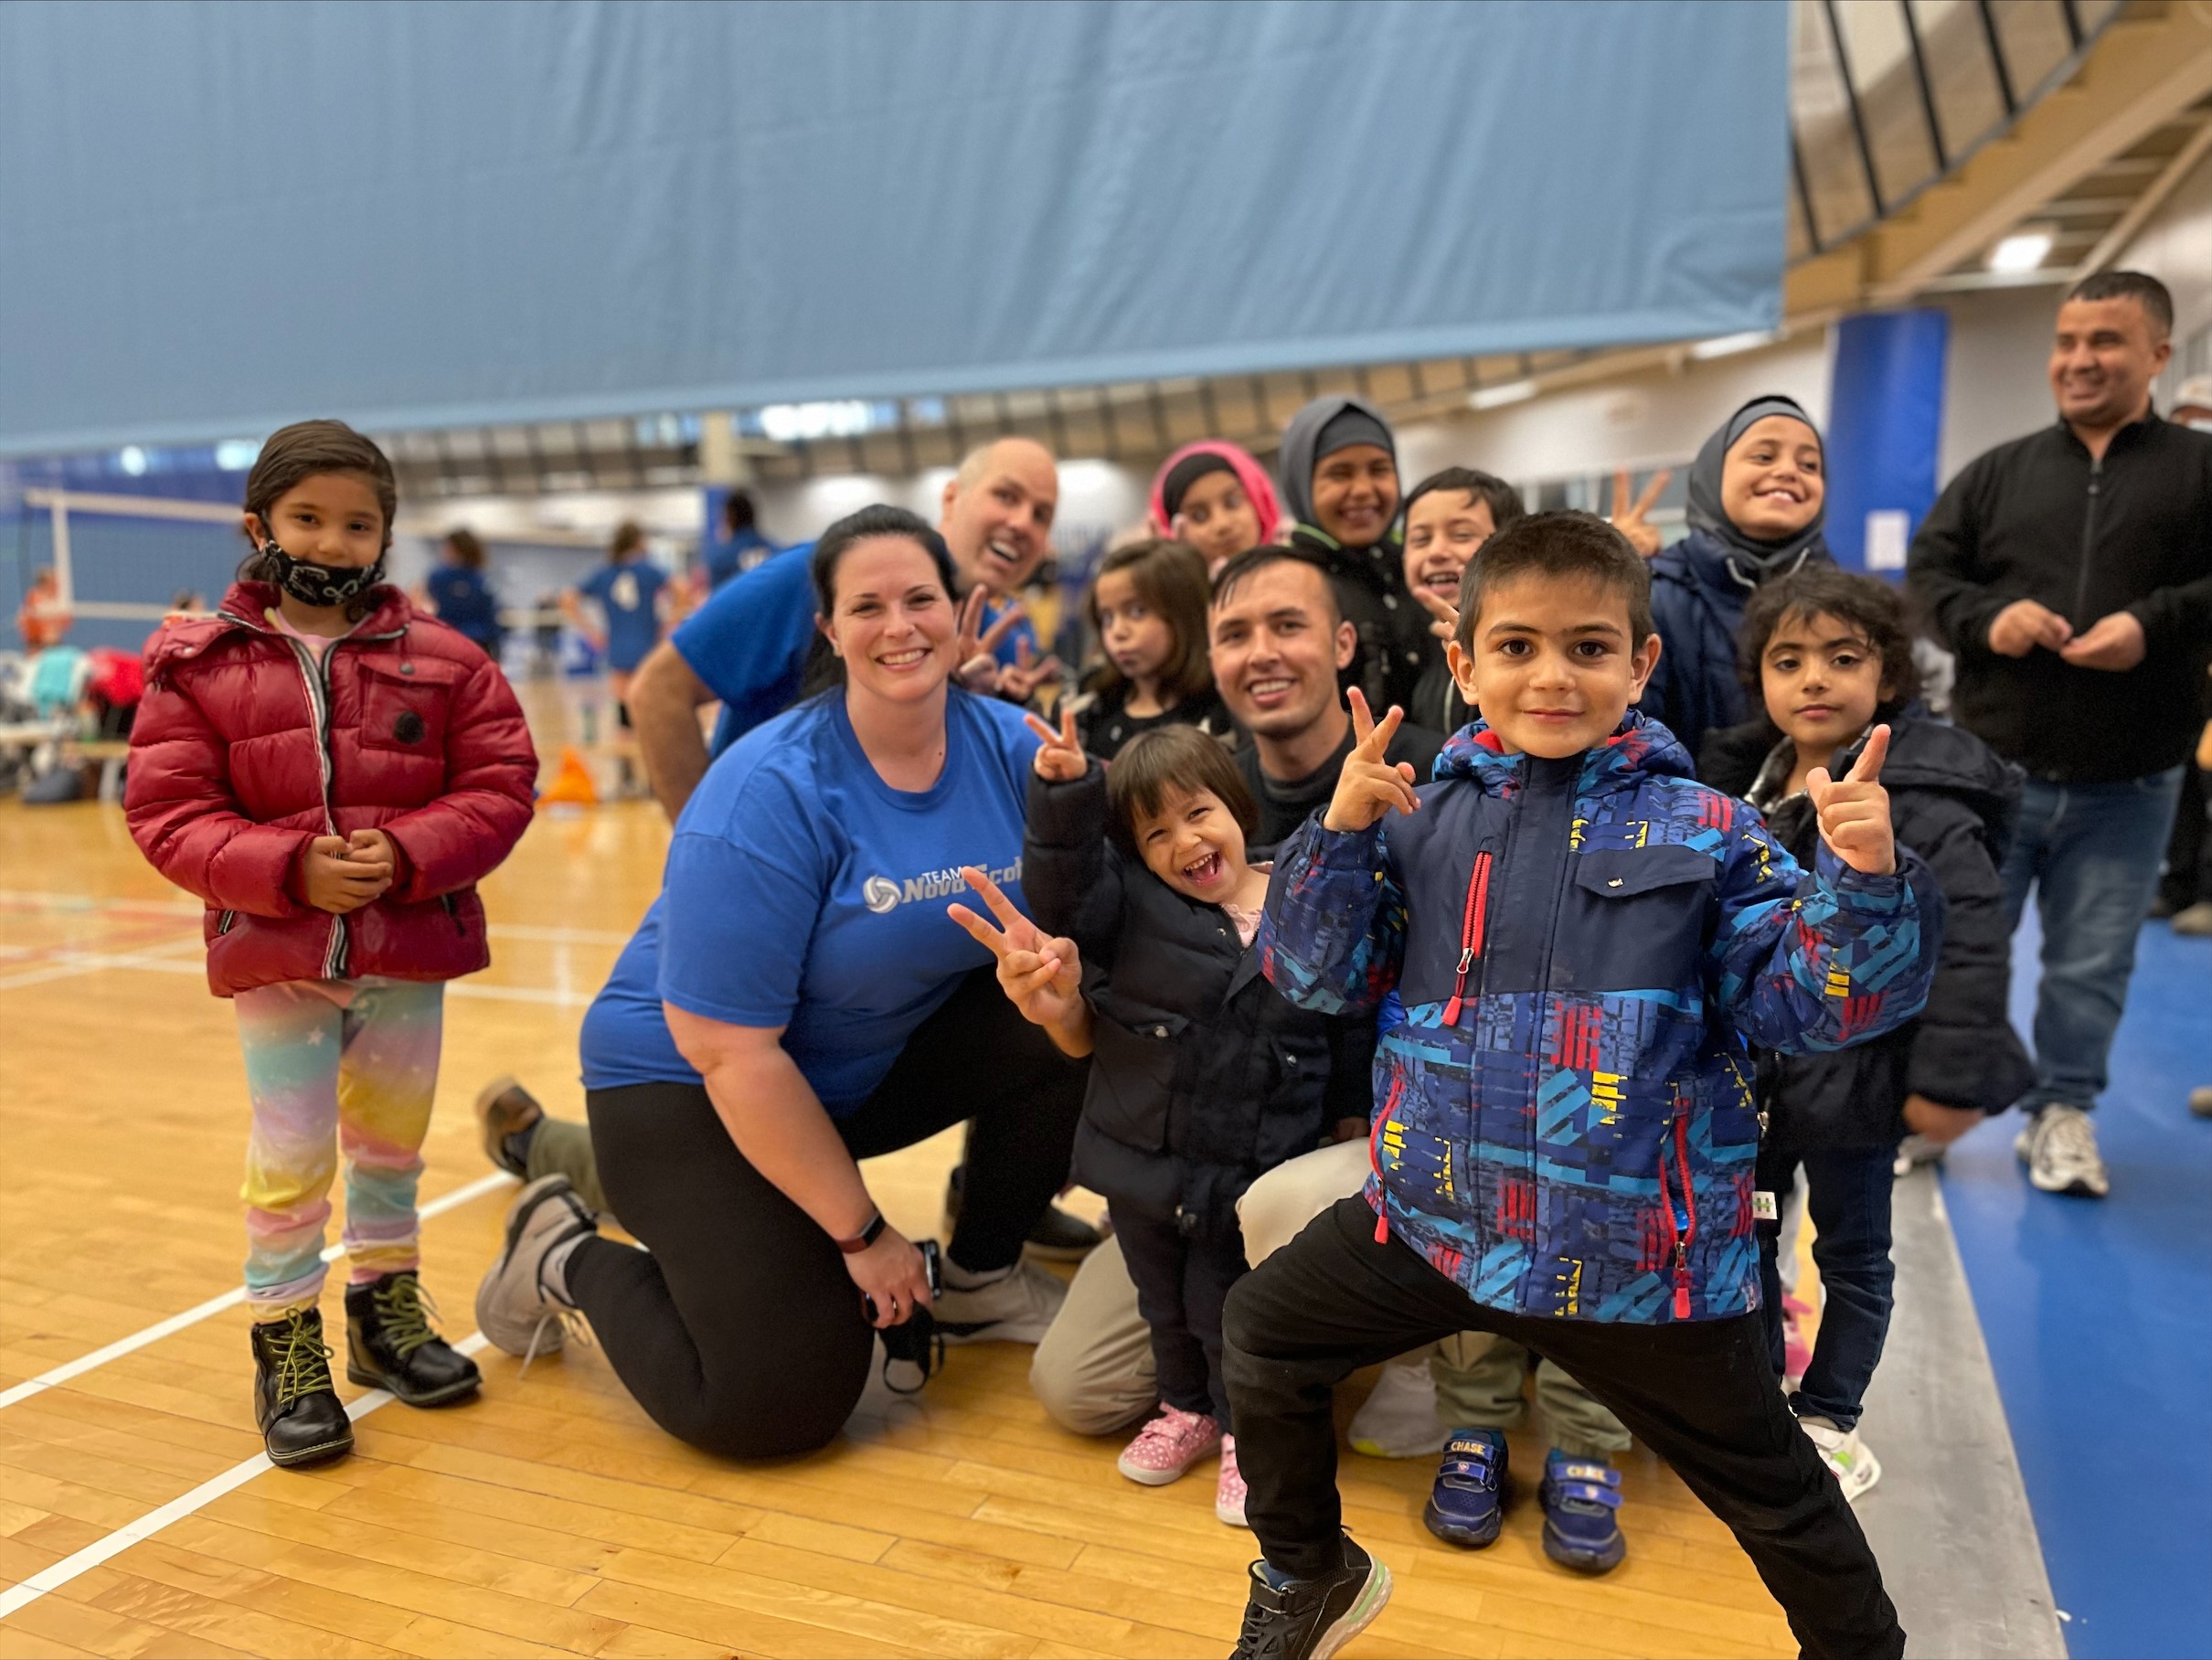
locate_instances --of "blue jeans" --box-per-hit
[2001,769,2185,1113]
[1760,1145,1895,1431]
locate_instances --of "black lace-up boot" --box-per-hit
[250,1307,355,1467]
[345,1272,481,1407]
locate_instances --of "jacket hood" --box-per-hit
[1432,709,1696,797]
[1279,394,1397,531]
[1150,441,1281,546]
[147,581,414,676]
[1684,394,1830,577]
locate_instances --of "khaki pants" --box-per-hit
[1030,1138,1628,1458]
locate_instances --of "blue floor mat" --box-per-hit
[1940,915,2212,1659]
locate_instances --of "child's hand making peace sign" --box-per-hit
[1023,707,1088,782]
[946,866,1092,1051]
[1807,724,1897,876]
[1322,687,1423,833]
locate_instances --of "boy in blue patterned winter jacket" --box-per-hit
[1219,513,1940,1660]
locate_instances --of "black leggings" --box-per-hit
[568,968,1086,1459]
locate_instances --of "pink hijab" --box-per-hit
[1147,441,1281,548]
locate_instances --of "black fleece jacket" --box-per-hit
[1906,412,2212,783]
[1704,712,2035,1146]
[1284,526,1432,718]
[1023,763,1373,1238]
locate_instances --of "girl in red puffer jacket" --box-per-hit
[126,420,537,1469]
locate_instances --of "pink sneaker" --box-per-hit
[1216,1433,1249,1526]
[1782,1294,1814,1389]
[1117,1407,1221,1486]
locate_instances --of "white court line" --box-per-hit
[0,1332,491,1620]
[0,952,599,1006]
[0,1171,516,1414]
[0,890,633,948]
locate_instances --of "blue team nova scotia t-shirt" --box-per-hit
[580,687,1042,1113]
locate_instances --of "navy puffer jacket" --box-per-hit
[1024,763,1373,1240]
[1705,712,2033,1146]
[1642,529,1831,772]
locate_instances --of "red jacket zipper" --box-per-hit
[1370,1080,1398,1243]
[1439,850,1492,1026]
[1654,1114,1698,1319]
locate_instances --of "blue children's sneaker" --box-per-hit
[1537,1451,1625,1573]
[1421,1428,1510,1548]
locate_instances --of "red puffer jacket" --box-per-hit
[126,581,538,996]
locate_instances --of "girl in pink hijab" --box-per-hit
[1149,442,1281,576]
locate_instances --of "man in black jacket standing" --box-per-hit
[1908,270,2212,1198]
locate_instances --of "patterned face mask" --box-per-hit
[260,538,386,608]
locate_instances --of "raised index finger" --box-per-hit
[958,865,1028,933]
[1347,686,1377,750]
[1632,469,1671,518]
[1366,702,1406,758]
[1846,724,1891,784]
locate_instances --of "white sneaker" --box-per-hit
[2015,1104,2110,1197]
[1892,1133,1946,1177]
[1347,1355,1450,1458]
[932,1259,1066,1345]
[1798,1414,1882,1502]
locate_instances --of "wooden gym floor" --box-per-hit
[0,694,1801,1660]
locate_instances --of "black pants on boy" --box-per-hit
[1757,1143,1897,1433]
[1110,1203,1248,1428]
[1223,1197,1903,1660]
[567,968,1085,1461]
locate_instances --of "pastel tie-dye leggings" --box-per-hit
[233,976,444,1316]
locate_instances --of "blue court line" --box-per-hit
[1938,916,2212,1660]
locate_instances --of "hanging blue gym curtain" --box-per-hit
[0,0,1788,455]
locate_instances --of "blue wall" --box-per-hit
[1824,310,1950,576]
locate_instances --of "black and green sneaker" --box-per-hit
[249,1307,355,1467]
[346,1272,481,1408]
[1229,1537,1391,1660]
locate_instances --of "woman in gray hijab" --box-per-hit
[1641,395,1831,767]
[1278,396,1433,715]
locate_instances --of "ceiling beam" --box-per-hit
[1783,4,2212,314]
[2073,108,2212,277]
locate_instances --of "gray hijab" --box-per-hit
[1685,395,1828,580]
[1279,395,1397,532]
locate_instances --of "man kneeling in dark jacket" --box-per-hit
[1705,567,2033,1504]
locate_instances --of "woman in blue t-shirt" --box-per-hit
[474,505,1087,1458]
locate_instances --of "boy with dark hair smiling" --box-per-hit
[1223,512,1941,1660]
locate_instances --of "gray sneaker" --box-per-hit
[931,1258,1067,1345]
[475,1175,597,1367]
[2015,1105,2110,1198]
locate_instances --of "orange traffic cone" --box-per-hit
[537,745,599,808]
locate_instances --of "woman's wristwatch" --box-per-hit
[835,1210,888,1255]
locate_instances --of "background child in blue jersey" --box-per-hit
[565,524,670,700]
[952,716,1371,1529]
[1703,567,2031,1505]
[563,521,672,793]
[1217,511,1941,1660]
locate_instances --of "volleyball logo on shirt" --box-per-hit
[862,859,1022,914]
